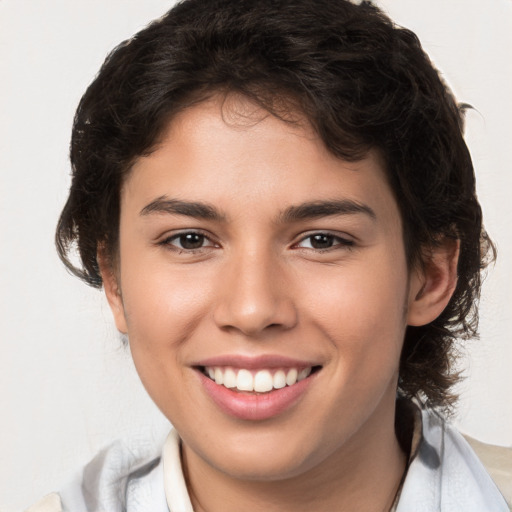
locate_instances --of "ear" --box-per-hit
[97,248,128,334]
[407,238,460,326]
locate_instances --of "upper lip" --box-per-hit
[192,354,321,370]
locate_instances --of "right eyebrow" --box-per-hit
[140,196,226,221]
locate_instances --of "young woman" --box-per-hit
[27,0,509,510]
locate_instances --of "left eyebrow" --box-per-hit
[140,196,226,221]
[279,200,376,223]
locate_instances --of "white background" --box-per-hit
[1,1,511,509]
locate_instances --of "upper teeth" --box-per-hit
[206,367,312,393]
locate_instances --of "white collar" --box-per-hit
[163,429,195,512]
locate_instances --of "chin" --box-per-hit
[194,429,327,482]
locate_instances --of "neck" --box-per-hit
[182,395,407,512]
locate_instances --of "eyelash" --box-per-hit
[158,231,354,253]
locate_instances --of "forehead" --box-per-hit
[124,95,400,228]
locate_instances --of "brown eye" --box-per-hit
[296,233,354,250]
[177,233,205,249]
[162,231,216,251]
[309,234,335,249]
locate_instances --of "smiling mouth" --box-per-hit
[200,366,322,393]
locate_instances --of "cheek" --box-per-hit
[300,252,409,369]
[117,260,215,397]
[121,260,211,337]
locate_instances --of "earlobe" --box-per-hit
[97,249,128,334]
[406,239,460,327]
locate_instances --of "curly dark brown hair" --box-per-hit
[56,0,495,410]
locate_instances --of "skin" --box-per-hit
[101,95,458,512]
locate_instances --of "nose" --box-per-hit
[213,249,298,337]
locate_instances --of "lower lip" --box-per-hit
[197,370,316,421]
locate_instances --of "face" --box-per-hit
[105,95,424,482]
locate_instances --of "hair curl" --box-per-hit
[56,0,495,410]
